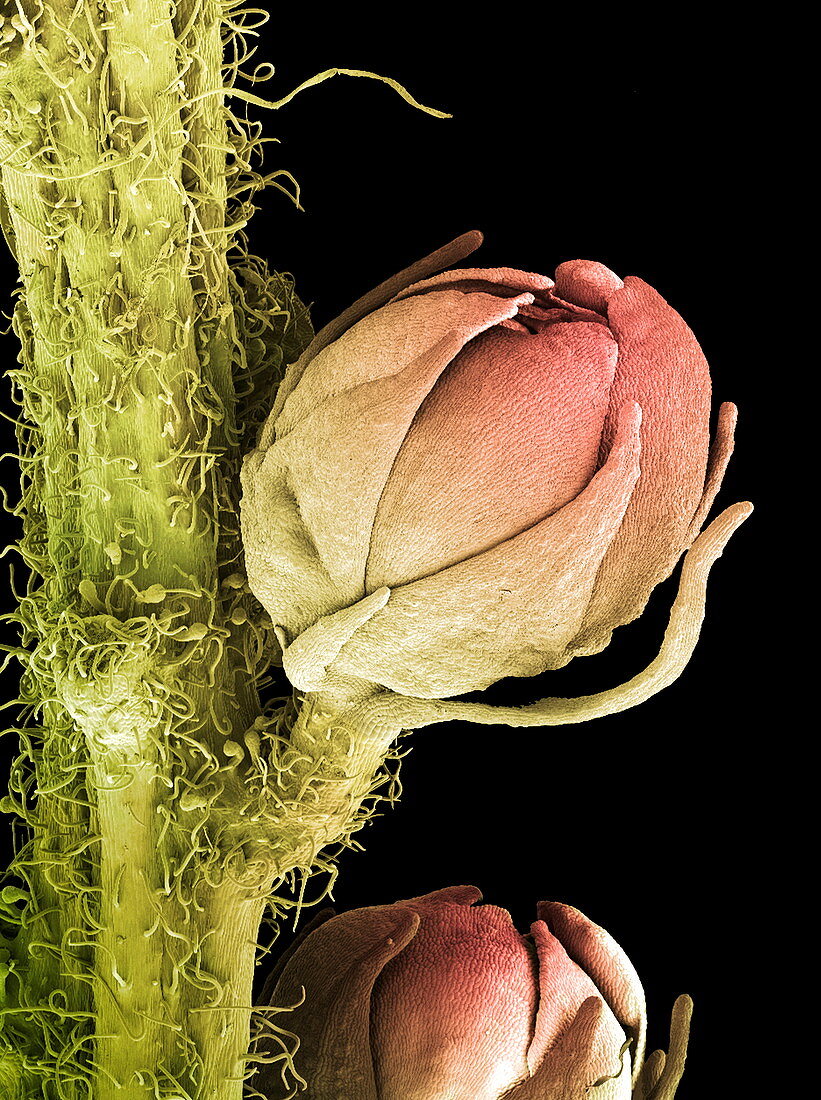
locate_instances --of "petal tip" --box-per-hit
[719,499,754,530]
[461,228,484,250]
[621,399,643,429]
[718,399,739,423]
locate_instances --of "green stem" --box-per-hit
[91,739,269,1100]
[188,891,268,1100]
[0,6,412,1096]
[0,4,285,1094]
[92,755,171,1100]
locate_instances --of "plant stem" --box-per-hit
[0,4,316,1095]
[92,756,171,1100]
[0,7,407,1095]
[91,741,269,1100]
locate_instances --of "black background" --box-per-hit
[1,15,782,1098]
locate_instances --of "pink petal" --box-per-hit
[553,259,624,313]
[571,276,713,656]
[366,320,618,589]
[330,403,642,698]
[525,919,617,1072]
[253,904,420,1100]
[538,902,646,1082]
[370,900,537,1100]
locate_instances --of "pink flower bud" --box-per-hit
[241,232,741,699]
[253,887,646,1099]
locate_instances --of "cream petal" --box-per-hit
[282,587,390,692]
[239,448,351,640]
[502,998,628,1100]
[347,501,752,733]
[271,337,456,604]
[391,265,556,301]
[326,403,641,698]
[274,286,532,438]
[259,230,484,445]
[270,295,533,604]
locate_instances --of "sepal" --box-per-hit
[631,996,692,1100]
[502,998,630,1099]
[339,501,752,735]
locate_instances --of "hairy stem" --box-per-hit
[0,3,321,1095]
[0,4,430,1094]
[92,755,171,1100]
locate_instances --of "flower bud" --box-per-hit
[241,232,747,704]
[252,887,685,1100]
